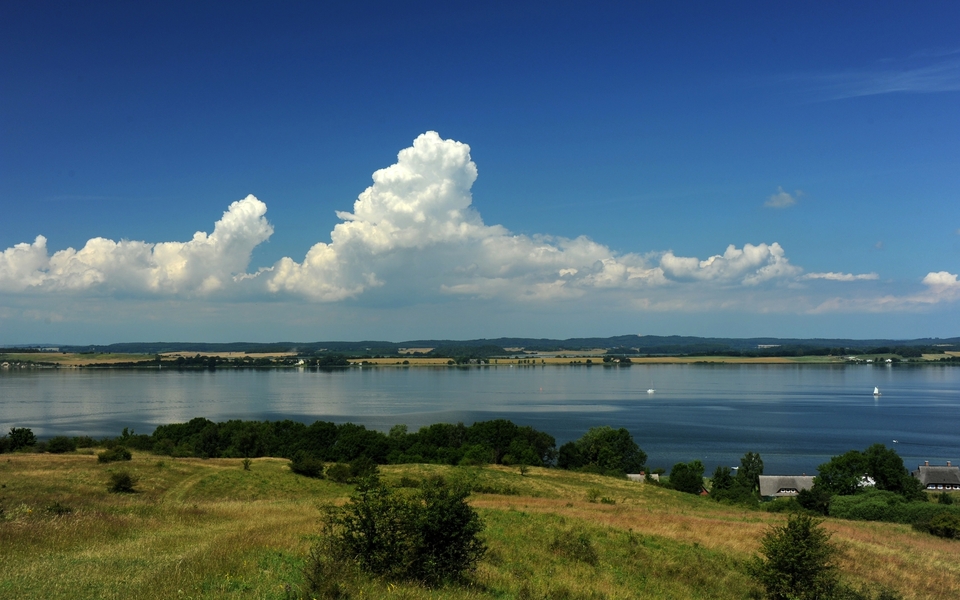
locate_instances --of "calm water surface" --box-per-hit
[2,364,958,474]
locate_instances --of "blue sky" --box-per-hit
[2,1,959,344]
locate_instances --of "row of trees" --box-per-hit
[2,420,653,475]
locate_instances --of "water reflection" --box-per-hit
[1,364,958,474]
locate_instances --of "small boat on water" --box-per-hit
[873,387,881,396]
[646,389,655,394]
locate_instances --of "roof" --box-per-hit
[759,475,815,497]
[912,465,960,486]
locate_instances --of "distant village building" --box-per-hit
[912,461,960,490]
[759,475,815,499]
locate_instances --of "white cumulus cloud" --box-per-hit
[0,195,272,295]
[3,132,915,316]
[922,271,960,290]
[266,132,801,302]
[659,243,800,285]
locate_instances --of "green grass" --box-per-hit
[1,452,958,599]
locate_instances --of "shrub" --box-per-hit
[313,475,486,586]
[349,456,379,479]
[98,446,132,463]
[549,528,599,566]
[108,470,139,493]
[289,451,324,478]
[242,458,252,471]
[669,460,705,494]
[303,535,353,599]
[47,436,77,454]
[914,511,960,539]
[749,513,838,600]
[830,489,959,524]
[8,427,36,451]
[797,487,832,515]
[326,463,352,483]
[0,436,9,454]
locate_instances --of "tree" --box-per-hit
[749,513,839,600]
[711,465,735,492]
[814,445,922,501]
[669,460,705,494]
[863,444,924,500]
[558,426,646,474]
[814,450,868,496]
[710,464,757,504]
[738,452,764,493]
[8,427,36,451]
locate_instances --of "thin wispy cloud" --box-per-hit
[811,270,960,313]
[802,272,879,282]
[790,53,960,100]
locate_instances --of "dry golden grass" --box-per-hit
[0,352,149,365]
[2,455,958,599]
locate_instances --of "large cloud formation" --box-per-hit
[0,195,271,295]
[266,132,801,302]
[0,132,948,313]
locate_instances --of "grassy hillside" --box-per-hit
[1,452,957,599]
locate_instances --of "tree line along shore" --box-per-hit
[3,345,960,369]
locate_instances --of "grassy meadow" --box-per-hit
[2,451,958,599]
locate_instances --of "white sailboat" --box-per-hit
[873,386,881,396]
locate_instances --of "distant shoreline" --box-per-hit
[3,351,959,369]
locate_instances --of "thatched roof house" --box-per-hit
[759,475,815,498]
[912,461,960,490]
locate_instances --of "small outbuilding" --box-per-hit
[759,475,815,499]
[912,461,960,490]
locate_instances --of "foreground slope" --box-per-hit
[1,452,957,599]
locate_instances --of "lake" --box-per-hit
[2,364,958,474]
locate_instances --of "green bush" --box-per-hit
[914,511,960,539]
[312,475,486,587]
[669,460,705,494]
[46,436,77,454]
[289,451,324,478]
[349,456,379,479]
[830,489,959,524]
[98,446,132,463]
[749,513,839,600]
[326,463,351,483]
[549,528,599,566]
[797,487,832,515]
[108,470,139,493]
